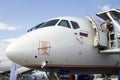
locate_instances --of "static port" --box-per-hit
[46,61,48,64]
[35,56,37,58]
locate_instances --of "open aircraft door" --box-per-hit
[86,15,107,49]
[96,9,120,54]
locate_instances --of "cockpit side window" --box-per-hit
[27,19,59,32]
[71,21,80,29]
[40,19,59,27]
[34,22,44,29]
[27,22,44,32]
[58,20,71,28]
[27,28,33,32]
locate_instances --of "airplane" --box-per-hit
[0,58,12,73]
[5,9,120,76]
[0,58,32,80]
[0,58,30,74]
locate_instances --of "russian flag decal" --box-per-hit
[80,31,88,37]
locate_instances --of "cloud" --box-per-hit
[0,22,19,31]
[99,4,111,11]
[3,38,16,43]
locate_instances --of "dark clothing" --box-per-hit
[107,33,114,40]
[107,23,114,40]
[107,24,114,32]
[110,34,114,40]
[107,23,114,47]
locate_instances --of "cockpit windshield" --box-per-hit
[27,22,44,32]
[27,19,59,32]
[40,19,59,27]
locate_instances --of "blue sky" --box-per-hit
[0,0,119,58]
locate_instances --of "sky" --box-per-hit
[0,0,119,59]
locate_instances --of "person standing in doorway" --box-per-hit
[100,19,115,48]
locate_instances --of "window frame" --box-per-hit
[40,19,59,28]
[70,21,80,29]
[58,19,71,28]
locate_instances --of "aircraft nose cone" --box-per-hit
[5,34,34,64]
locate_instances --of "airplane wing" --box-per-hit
[0,59,30,74]
[17,67,30,74]
[0,71,4,73]
[0,59,12,72]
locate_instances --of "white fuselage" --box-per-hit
[5,17,120,73]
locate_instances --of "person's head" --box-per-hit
[106,19,111,24]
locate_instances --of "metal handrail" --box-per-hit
[109,32,120,48]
